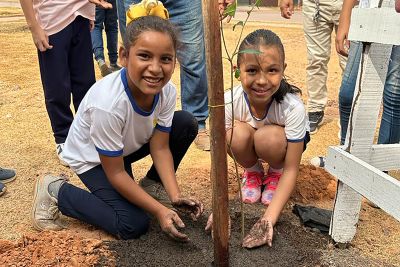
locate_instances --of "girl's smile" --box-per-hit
[239,45,286,117]
[120,31,176,110]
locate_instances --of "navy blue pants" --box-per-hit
[58,111,198,239]
[38,16,95,144]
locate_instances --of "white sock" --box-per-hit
[245,161,263,173]
[268,167,283,174]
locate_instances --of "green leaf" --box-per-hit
[234,68,240,79]
[255,0,262,7]
[232,21,244,31]
[238,49,262,55]
[223,2,237,17]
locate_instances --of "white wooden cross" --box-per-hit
[324,0,400,244]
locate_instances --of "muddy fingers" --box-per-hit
[242,219,273,248]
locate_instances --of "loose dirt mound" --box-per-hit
[0,230,115,266]
[293,164,337,203]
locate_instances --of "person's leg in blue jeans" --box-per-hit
[338,41,362,145]
[123,0,210,150]
[339,44,400,146]
[377,46,400,144]
[91,6,112,77]
[104,0,121,70]
[57,111,197,239]
[116,0,127,44]
[91,7,105,64]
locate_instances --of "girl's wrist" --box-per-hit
[262,212,277,226]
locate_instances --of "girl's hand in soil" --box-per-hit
[242,218,273,248]
[157,208,189,242]
[204,213,231,238]
[172,197,204,221]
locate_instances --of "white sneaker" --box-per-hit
[310,156,326,168]
[55,143,69,167]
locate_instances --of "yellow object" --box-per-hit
[126,0,169,25]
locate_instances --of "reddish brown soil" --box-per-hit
[0,231,115,266]
[293,164,337,202]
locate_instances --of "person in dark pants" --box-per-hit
[31,16,203,240]
[19,0,108,166]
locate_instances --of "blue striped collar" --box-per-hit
[120,68,159,116]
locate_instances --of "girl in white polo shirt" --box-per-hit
[207,29,310,248]
[31,15,203,241]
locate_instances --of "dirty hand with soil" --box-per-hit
[242,218,273,248]
[158,197,203,242]
[172,197,204,221]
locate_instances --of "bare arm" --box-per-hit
[396,0,400,12]
[19,0,52,51]
[336,0,358,56]
[262,141,303,225]
[100,154,189,241]
[150,129,203,219]
[242,141,303,248]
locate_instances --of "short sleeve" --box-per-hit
[224,90,233,130]
[285,103,307,142]
[155,84,176,133]
[89,108,124,157]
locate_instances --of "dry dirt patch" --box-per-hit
[0,14,399,266]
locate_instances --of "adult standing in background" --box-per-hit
[280,0,347,134]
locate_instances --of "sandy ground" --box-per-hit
[0,5,399,266]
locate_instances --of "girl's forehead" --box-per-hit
[242,45,283,64]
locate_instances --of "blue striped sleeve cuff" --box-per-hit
[155,124,171,133]
[95,146,123,157]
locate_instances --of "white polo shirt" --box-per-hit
[224,85,309,142]
[63,68,177,174]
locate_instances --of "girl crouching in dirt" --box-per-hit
[31,15,203,241]
[206,29,310,248]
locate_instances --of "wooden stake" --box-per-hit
[202,0,229,266]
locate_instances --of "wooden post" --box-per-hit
[202,0,230,266]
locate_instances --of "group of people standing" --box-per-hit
[8,0,397,249]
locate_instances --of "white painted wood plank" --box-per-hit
[329,182,362,243]
[330,43,393,244]
[349,8,400,45]
[368,144,400,171]
[326,146,400,222]
[344,43,392,157]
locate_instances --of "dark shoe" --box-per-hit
[0,167,16,183]
[308,111,324,134]
[110,63,122,72]
[0,182,6,196]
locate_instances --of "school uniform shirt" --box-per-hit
[224,85,310,142]
[63,68,177,175]
[33,0,95,35]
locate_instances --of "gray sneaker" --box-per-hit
[139,176,172,208]
[0,182,6,196]
[31,175,67,231]
[0,167,16,183]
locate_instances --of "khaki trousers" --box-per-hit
[303,0,347,112]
